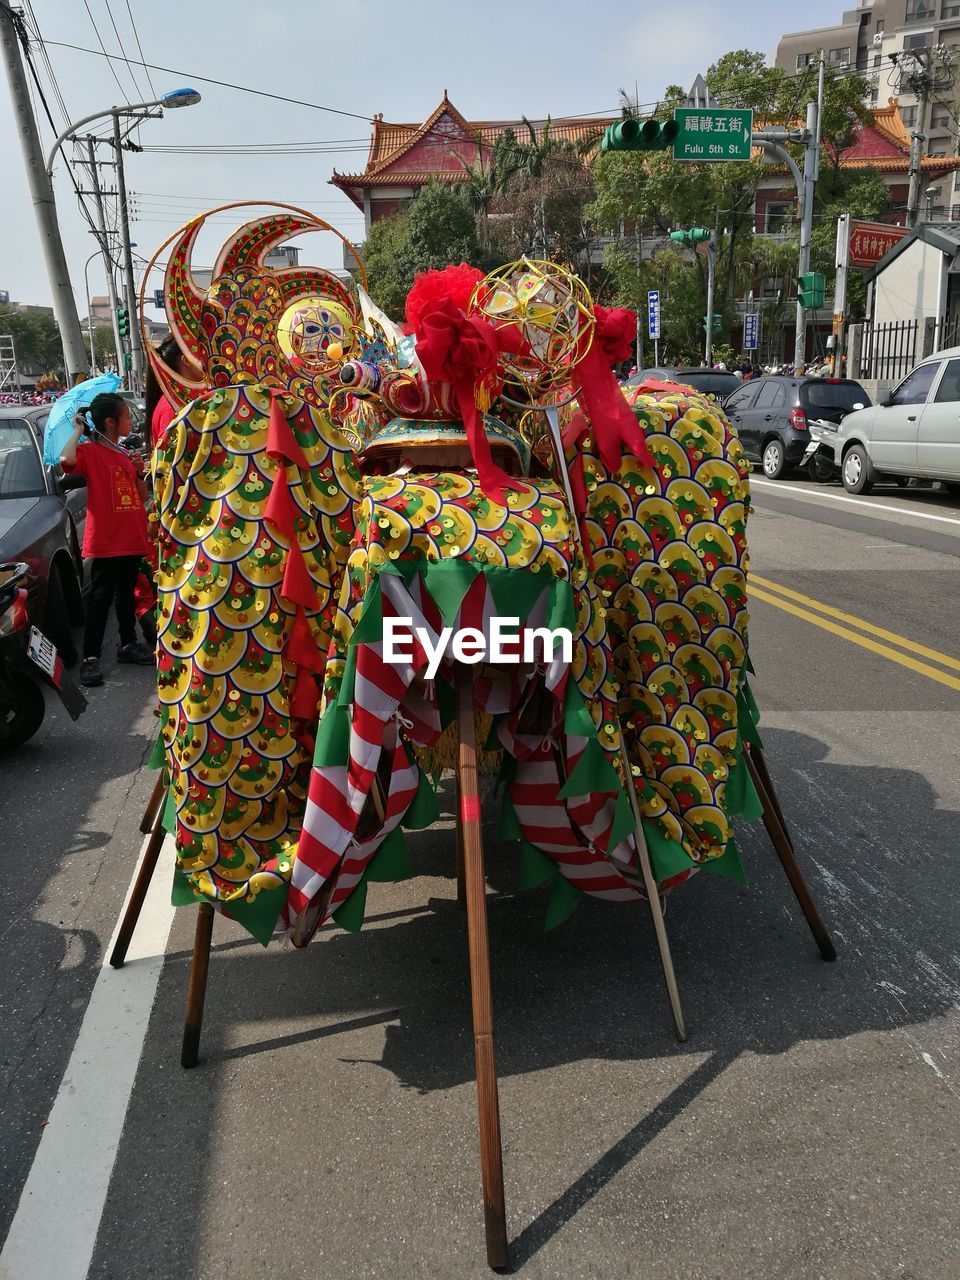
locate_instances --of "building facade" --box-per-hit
[776,2,960,212]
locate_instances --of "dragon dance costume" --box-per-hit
[146,204,762,948]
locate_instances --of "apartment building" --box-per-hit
[776,2,960,213]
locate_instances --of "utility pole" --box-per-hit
[794,53,824,369]
[112,111,143,391]
[634,220,643,368]
[705,230,717,366]
[906,83,931,229]
[833,212,850,371]
[0,1,89,382]
[84,138,123,372]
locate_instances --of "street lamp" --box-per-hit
[46,87,202,393]
[83,250,101,375]
[924,184,941,221]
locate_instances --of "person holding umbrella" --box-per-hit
[60,393,154,687]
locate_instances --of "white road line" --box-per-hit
[0,833,176,1280]
[750,477,960,529]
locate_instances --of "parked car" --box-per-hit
[813,347,960,494]
[0,406,86,664]
[625,366,741,407]
[724,376,871,479]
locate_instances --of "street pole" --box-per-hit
[0,1,89,382]
[83,251,98,375]
[85,139,124,373]
[705,232,716,365]
[906,109,930,229]
[794,55,823,369]
[634,221,643,368]
[833,212,849,373]
[112,111,143,391]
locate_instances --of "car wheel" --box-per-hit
[762,438,787,479]
[43,565,78,667]
[892,477,909,489]
[842,443,875,495]
[943,481,960,496]
[808,453,835,484]
[0,679,46,750]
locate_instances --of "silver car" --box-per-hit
[819,346,960,494]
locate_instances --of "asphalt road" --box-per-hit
[2,474,959,1280]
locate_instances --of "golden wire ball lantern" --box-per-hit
[468,258,595,406]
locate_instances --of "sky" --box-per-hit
[0,0,849,324]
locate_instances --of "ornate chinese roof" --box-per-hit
[331,91,615,209]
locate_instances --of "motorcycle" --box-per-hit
[802,416,845,484]
[0,561,87,749]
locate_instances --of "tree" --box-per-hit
[0,305,64,374]
[587,49,874,355]
[362,181,492,319]
[91,323,117,367]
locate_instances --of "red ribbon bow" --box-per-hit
[572,305,653,473]
[412,296,514,501]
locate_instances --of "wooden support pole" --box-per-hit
[457,672,508,1270]
[181,903,215,1069]
[455,762,467,910]
[744,744,837,962]
[109,787,166,970]
[139,771,165,834]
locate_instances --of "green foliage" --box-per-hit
[0,305,64,374]
[587,47,878,353]
[362,181,491,319]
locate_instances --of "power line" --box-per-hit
[122,0,155,96]
[46,37,374,120]
[82,0,130,102]
[101,0,145,99]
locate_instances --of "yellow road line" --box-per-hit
[748,586,960,692]
[751,572,960,674]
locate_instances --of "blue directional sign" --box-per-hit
[153,289,165,310]
[647,290,661,342]
[743,312,759,351]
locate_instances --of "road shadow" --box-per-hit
[88,724,960,1275]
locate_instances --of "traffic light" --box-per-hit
[797,272,825,308]
[670,228,712,245]
[601,117,680,153]
[123,351,132,370]
[117,306,129,337]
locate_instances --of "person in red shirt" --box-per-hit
[145,335,201,447]
[61,393,153,687]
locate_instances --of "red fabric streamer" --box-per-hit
[405,263,486,334]
[266,389,309,469]
[413,296,514,501]
[573,306,654,472]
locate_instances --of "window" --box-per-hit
[929,146,948,156]
[934,357,960,400]
[904,32,932,48]
[873,53,882,67]
[754,381,787,409]
[890,362,939,404]
[0,421,45,498]
[931,106,952,127]
[902,104,919,126]
[795,52,814,69]
[765,200,795,232]
[726,384,761,412]
[828,46,851,64]
[942,1,960,16]
[876,17,884,31]
[906,0,935,20]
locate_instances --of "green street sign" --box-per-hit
[673,108,753,162]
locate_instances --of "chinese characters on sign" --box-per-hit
[743,313,760,351]
[647,290,661,341]
[847,220,908,269]
[673,108,753,162]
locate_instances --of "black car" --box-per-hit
[626,366,742,407]
[0,406,86,664]
[723,376,870,479]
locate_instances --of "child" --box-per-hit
[61,393,153,687]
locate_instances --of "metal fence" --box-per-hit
[861,319,919,382]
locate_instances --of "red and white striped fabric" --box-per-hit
[289,570,646,943]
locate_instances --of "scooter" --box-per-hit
[0,561,87,749]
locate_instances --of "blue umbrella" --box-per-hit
[42,372,122,465]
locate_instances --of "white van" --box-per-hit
[817,346,960,494]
